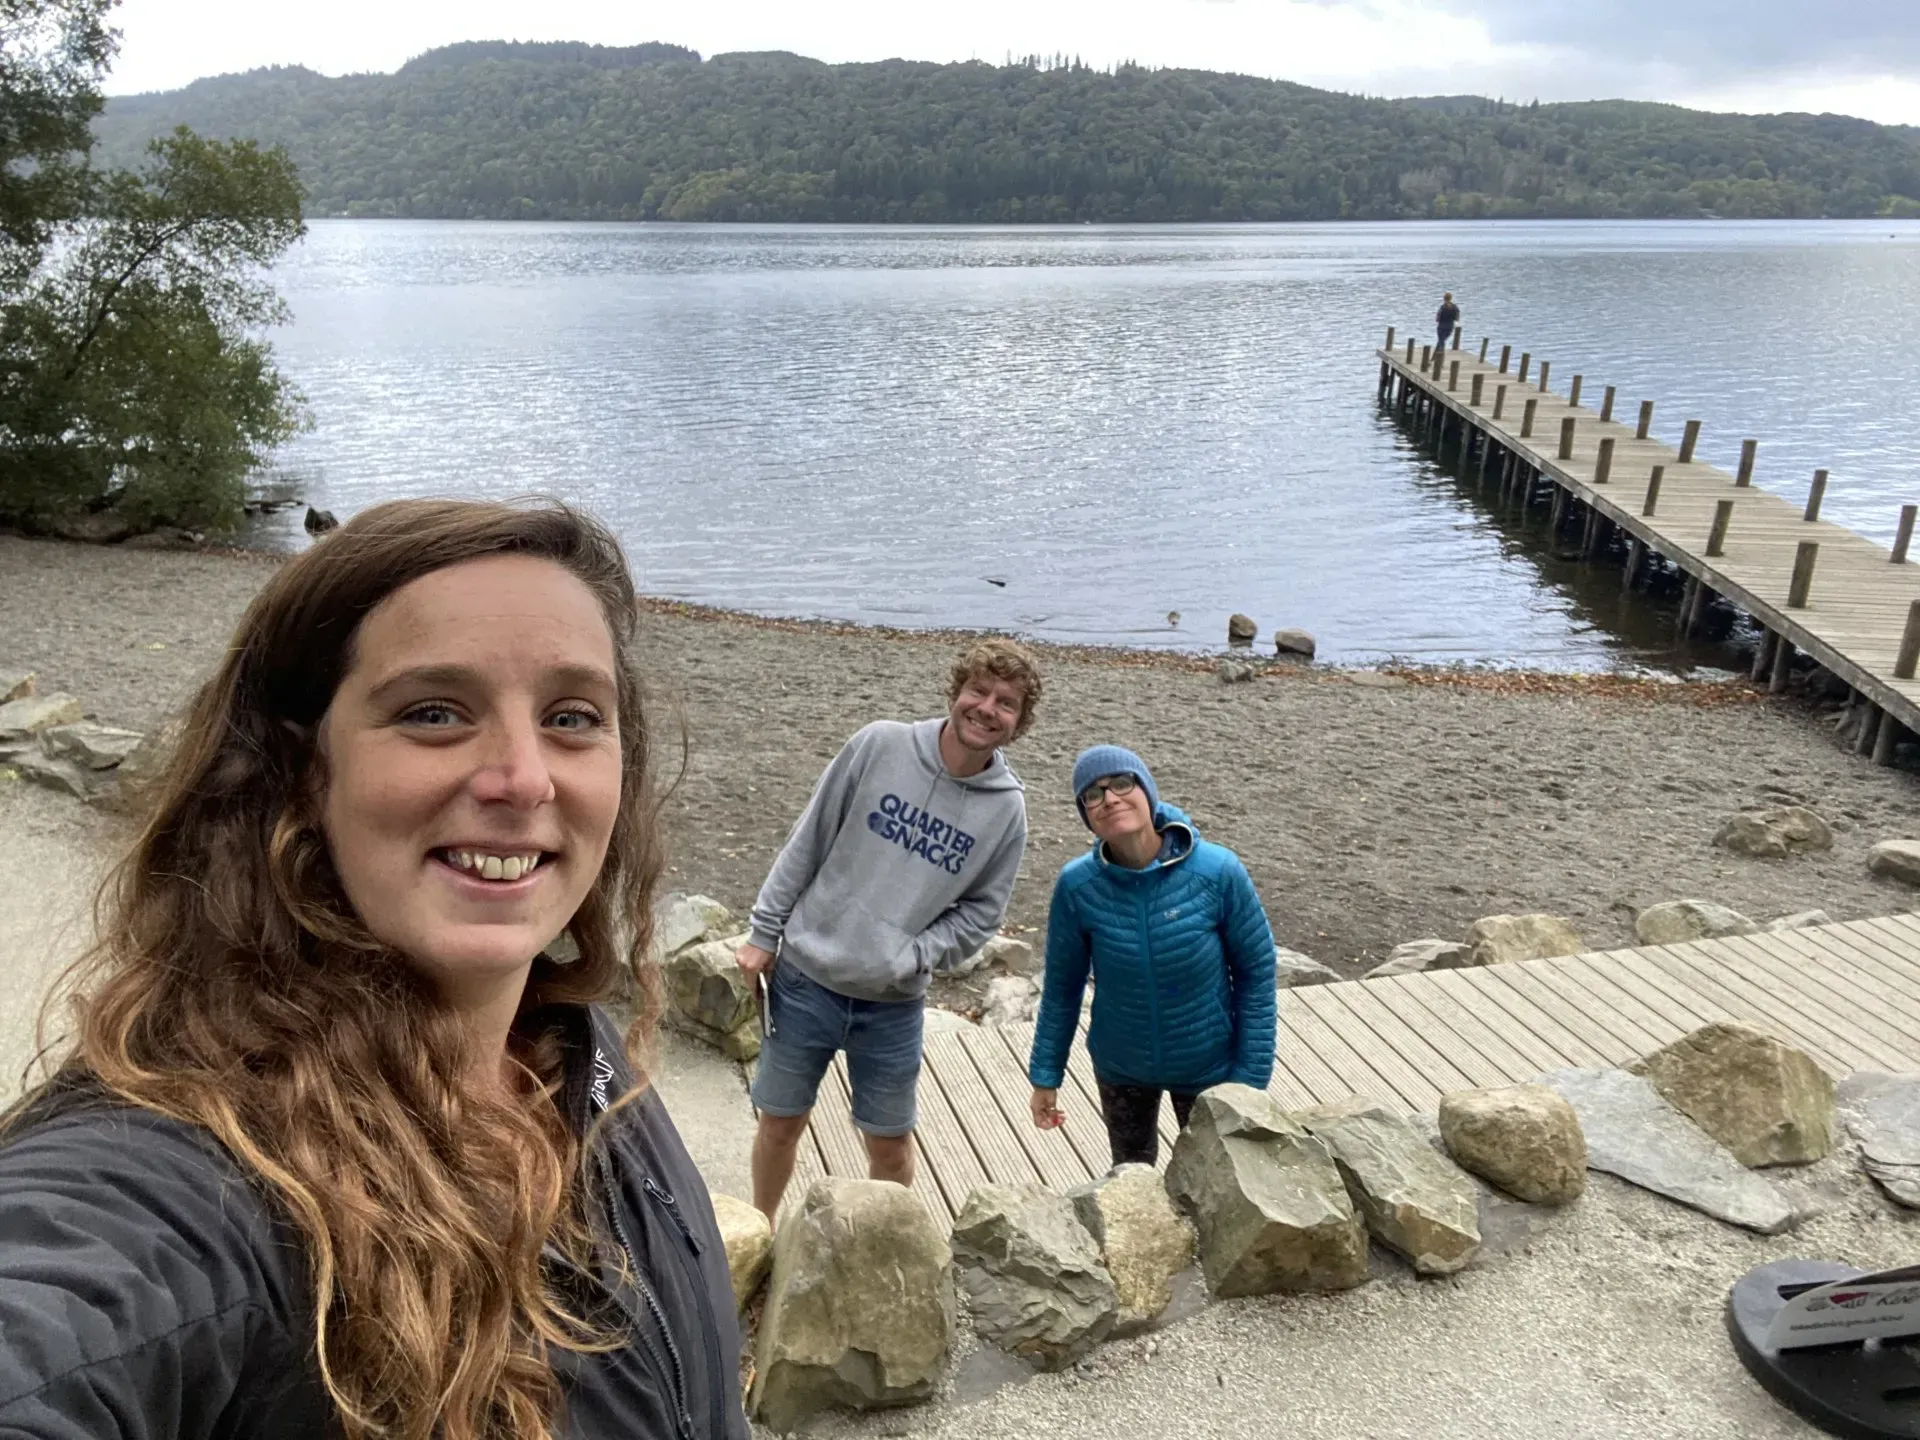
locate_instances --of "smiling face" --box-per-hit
[947,670,1028,758]
[1083,773,1156,850]
[315,554,623,1004]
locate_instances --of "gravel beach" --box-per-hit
[6,531,1919,1440]
[6,533,1918,976]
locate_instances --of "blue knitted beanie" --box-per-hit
[1071,744,1160,829]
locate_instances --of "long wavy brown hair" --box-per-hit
[15,499,668,1440]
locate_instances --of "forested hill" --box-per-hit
[95,44,1920,222]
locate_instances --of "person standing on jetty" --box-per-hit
[1027,745,1276,1168]
[0,500,749,1439]
[737,640,1038,1221]
[1436,291,1462,350]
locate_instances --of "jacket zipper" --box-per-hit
[644,1176,728,1439]
[1139,882,1164,1077]
[599,1153,696,1440]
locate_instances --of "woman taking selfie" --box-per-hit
[0,501,747,1439]
[1027,744,1277,1168]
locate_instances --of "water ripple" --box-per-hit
[260,220,1920,668]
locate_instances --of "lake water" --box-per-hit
[261,220,1920,670]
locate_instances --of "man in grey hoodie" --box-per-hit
[737,638,1039,1220]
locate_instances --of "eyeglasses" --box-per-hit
[1078,774,1139,809]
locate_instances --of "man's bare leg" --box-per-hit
[752,1110,813,1223]
[864,1131,916,1188]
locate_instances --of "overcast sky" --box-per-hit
[110,0,1920,125]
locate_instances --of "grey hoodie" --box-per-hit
[746,717,1028,1002]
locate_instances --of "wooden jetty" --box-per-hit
[1377,327,1920,763]
[786,912,1920,1229]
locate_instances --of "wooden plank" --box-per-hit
[780,1124,828,1228]
[1814,928,1920,1014]
[1364,977,1516,1087]
[962,1027,1096,1192]
[1711,932,1920,1058]
[1376,345,1920,736]
[1862,914,1920,954]
[824,1059,950,1225]
[1053,1042,1130,1176]
[1680,936,1905,1072]
[1785,927,1920,1015]
[1452,964,1613,1068]
[1262,1043,1323,1112]
[1267,1008,1358,1105]
[1581,948,1720,1037]
[1732,931,1920,1052]
[1512,958,1661,1058]
[1394,972,1550,1080]
[1539,954,1688,1052]
[1833,917,1920,987]
[920,1033,1039,1192]
[1636,944,1855,1075]
[1277,990,1418,1108]
[1293,985,1442,1108]
[1325,980,1481,1094]
[1404,970,1578,1075]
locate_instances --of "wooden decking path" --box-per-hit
[1378,336,1920,752]
[788,913,1920,1230]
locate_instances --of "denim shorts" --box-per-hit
[750,961,925,1137]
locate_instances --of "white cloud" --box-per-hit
[105,0,1920,124]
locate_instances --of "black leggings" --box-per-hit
[1096,1079,1197,1169]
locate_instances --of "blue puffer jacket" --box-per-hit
[1028,805,1277,1094]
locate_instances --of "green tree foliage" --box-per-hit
[0,0,115,279]
[0,0,307,539]
[95,46,1920,223]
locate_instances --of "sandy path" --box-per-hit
[0,783,117,1094]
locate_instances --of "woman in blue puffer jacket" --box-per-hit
[1027,744,1277,1168]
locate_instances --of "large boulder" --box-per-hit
[1273,628,1317,660]
[1163,1084,1369,1298]
[651,892,719,961]
[1540,1068,1793,1233]
[922,1006,976,1034]
[1068,1164,1194,1334]
[1631,1022,1834,1167]
[1837,1072,1920,1208]
[1464,914,1584,967]
[40,721,145,770]
[1633,900,1760,947]
[1715,806,1834,859]
[951,1183,1118,1370]
[1297,1099,1480,1276]
[1438,1083,1587,1205]
[15,750,114,801]
[1275,947,1342,988]
[664,936,760,1060]
[1365,939,1472,980]
[982,975,1039,1027]
[708,1192,773,1311]
[958,935,1038,978]
[1868,841,1920,887]
[101,708,186,811]
[751,1178,954,1432]
[1768,910,1833,932]
[0,692,82,745]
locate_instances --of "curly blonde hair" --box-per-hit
[947,637,1043,739]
